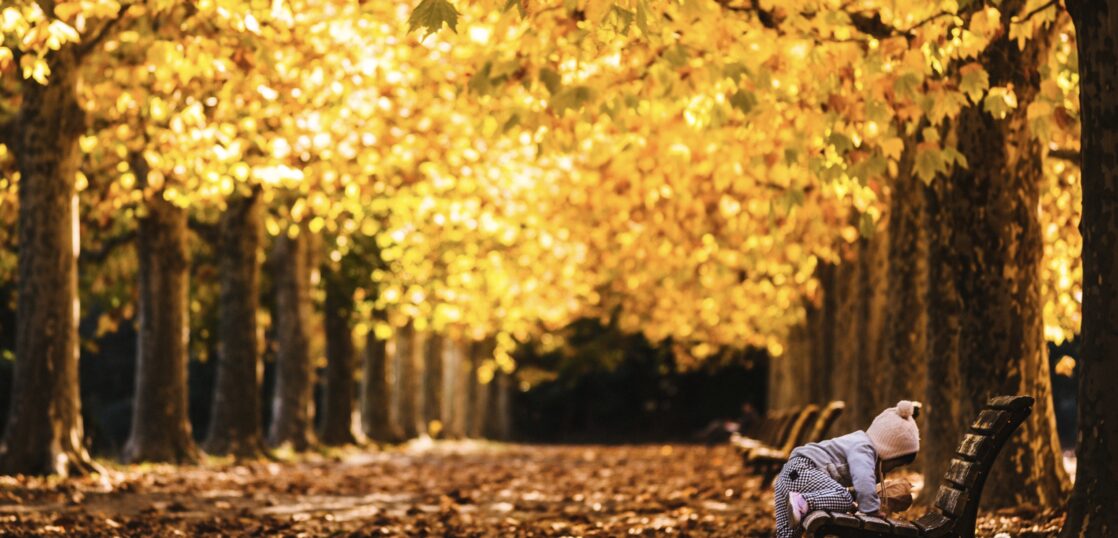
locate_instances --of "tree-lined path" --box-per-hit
[1,0,1116,535]
[0,443,1064,536]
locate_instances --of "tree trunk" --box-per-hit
[884,141,928,407]
[922,165,966,504]
[469,340,494,438]
[0,49,97,476]
[204,191,267,458]
[361,319,397,442]
[812,264,837,405]
[857,219,890,428]
[442,339,468,439]
[268,228,317,450]
[923,20,1068,509]
[394,323,424,439]
[831,247,861,433]
[124,163,199,463]
[1061,3,1118,535]
[486,370,513,441]
[423,334,444,438]
[319,266,357,446]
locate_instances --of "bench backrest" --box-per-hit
[806,400,845,443]
[915,395,1035,538]
[765,409,796,446]
[779,405,820,454]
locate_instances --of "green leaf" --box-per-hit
[636,0,651,35]
[914,145,948,185]
[609,5,635,34]
[729,90,757,114]
[468,62,493,95]
[550,85,595,114]
[409,0,460,35]
[539,67,562,95]
[892,73,922,100]
[959,64,990,103]
[504,0,526,17]
[859,212,876,239]
[827,132,855,154]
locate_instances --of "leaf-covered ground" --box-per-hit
[0,443,1063,536]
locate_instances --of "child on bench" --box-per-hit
[773,400,920,538]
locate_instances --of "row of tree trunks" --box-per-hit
[857,218,891,428]
[362,324,399,442]
[830,246,861,433]
[1061,2,1118,535]
[0,49,96,476]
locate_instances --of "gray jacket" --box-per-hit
[789,430,880,513]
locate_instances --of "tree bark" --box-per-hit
[884,140,928,407]
[923,19,1068,509]
[812,264,837,405]
[423,334,444,438]
[1062,2,1118,535]
[204,191,267,458]
[268,228,317,450]
[319,266,358,446]
[831,246,861,433]
[486,370,513,441]
[442,339,468,439]
[124,160,199,463]
[394,323,424,439]
[0,49,97,476]
[361,319,397,442]
[857,219,890,428]
[469,340,494,438]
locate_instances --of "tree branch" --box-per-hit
[1012,0,1059,25]
[80,230,137,265]
[75,4,131,60]
[1047,148,1081,165]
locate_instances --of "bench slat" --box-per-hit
[944,458,979,489]
[970,409,1008,434]
[956,433,993,461]
[858,514,893,532]
[934,485,968,518]
[986,395,1034,411]
[914,512,952,537]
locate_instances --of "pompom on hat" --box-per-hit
[866,400,921,460]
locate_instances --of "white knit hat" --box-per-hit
[866,400,921,460]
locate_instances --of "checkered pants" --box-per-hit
[773,456,854,538]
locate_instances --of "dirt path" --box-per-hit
[0,442,1061,536]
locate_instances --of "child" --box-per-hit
[772,400,920,538]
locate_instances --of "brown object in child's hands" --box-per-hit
[876,478,914,513]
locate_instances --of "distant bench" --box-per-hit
[803,395,1034,538]
[731,401,846,482]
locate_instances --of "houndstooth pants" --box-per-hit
[773,456,854,538]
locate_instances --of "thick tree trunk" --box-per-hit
[469,340,494,438]
[857,220,890,427]
[204,191,267,458]
[884,142,928,406]
[394,323,424,439]
[1062,3,1118,535]
[124,170,199,463]
[922,166,966,504]
[361,320,397,442]
[812,264,837,405]
[423,334,444,438]
[923,22,1068,509]
[0,50,97,476]
[319,266,358,446]
[831,247,861,433]
[268,229,317,450]
[486,370,513,441]
[442,339,468,439]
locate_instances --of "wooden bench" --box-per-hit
[802,395,1035,538]
[731,407,796,452]
[750,401,845,481]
